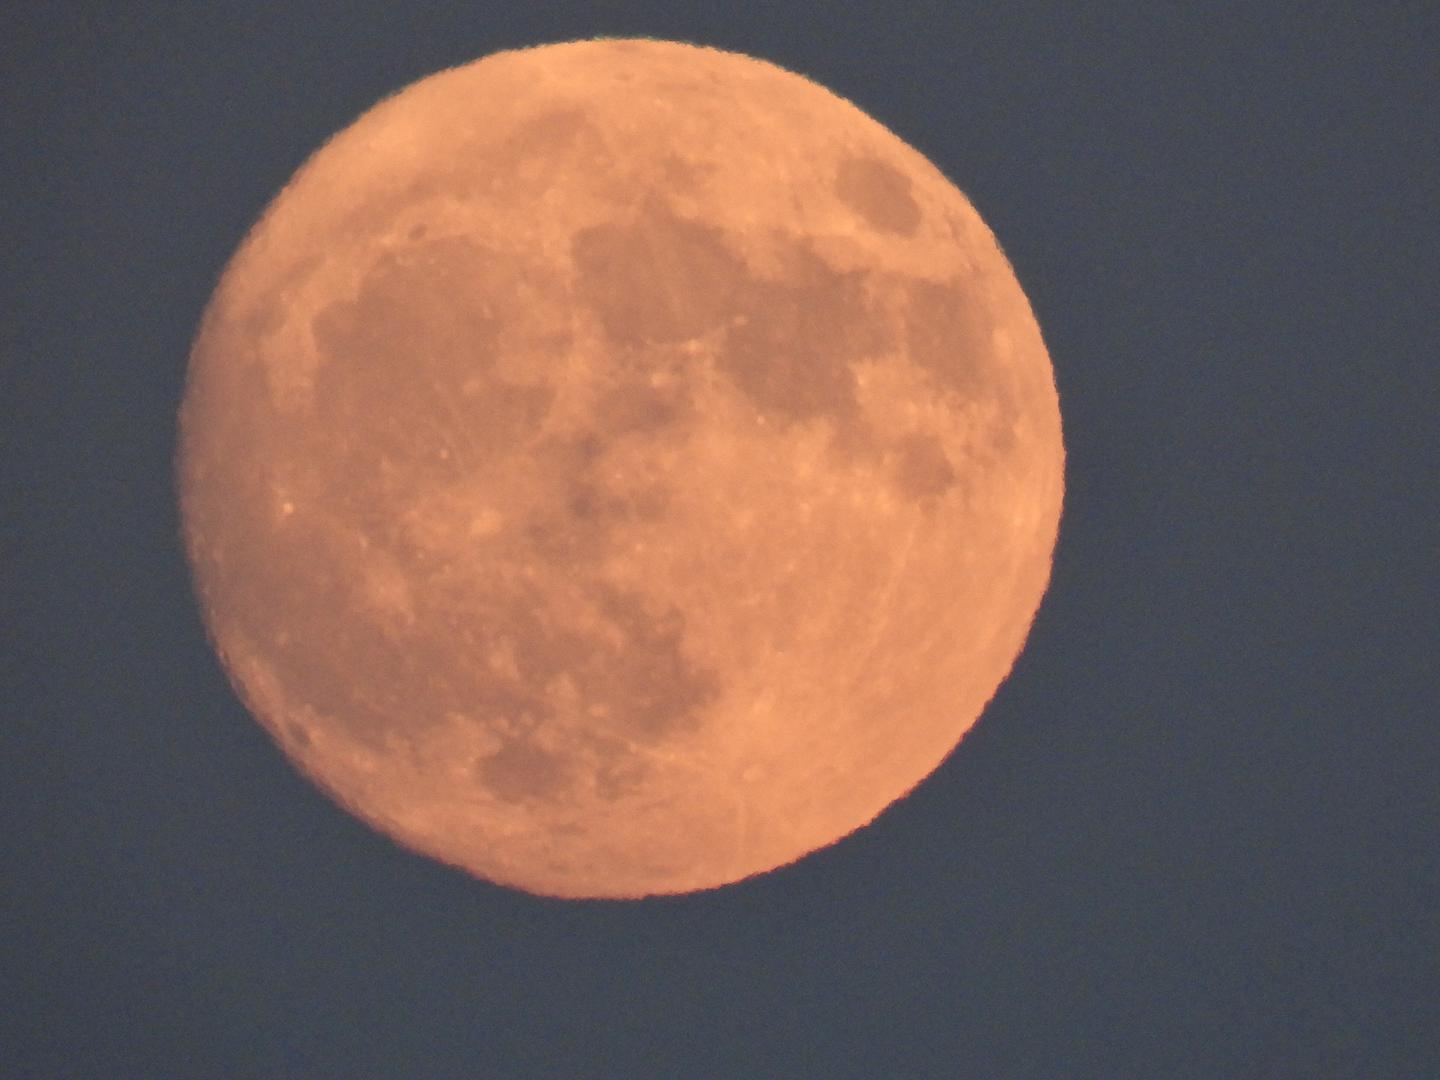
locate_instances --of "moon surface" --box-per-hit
[177,38,1064,898]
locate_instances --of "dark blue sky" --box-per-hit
[6,3,1437,1077]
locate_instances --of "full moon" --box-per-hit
[178,38,1064,898]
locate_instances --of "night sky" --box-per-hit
[6,4,1438,1077]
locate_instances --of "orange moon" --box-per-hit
[177,38,1064,898]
